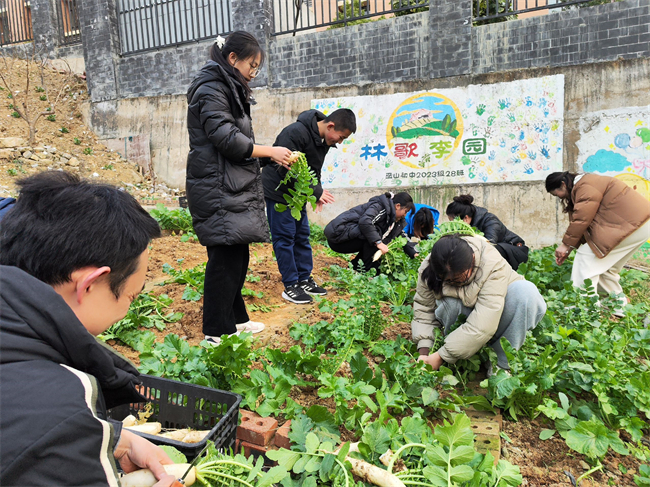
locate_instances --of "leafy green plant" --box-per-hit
[102,164,114,171]
[100,293,183,352]
[73,137,81,145]
[83,147,93,155]
[139,332,256,390]
[39,95,47,101]
[59,126,69,133]
[11,111,20,118]
[7,168,17,176]
[35,86,45,92]
[150,204,197,242]
[274,152,318,220]
[163,261,206,301]
[46,114,56,122]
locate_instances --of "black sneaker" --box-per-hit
[282,283,313,304]
[300,276,327,296]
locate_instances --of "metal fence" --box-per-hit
[0,0,33,46]
[272,0,429,36]
[117,0,232,55]
[473,0,607,23]
[56,0,81,45]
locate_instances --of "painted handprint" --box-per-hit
[476,104,486,116]
[498,99,511,110]
[540,146,551,159]
[527,150,537,160]
[523,163,534,174]
[488,150,496,161]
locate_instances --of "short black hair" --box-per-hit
[323,109,357,133]
[0,172,161,297]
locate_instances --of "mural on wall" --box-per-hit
[311,75,564,188]
[576,105,650,249]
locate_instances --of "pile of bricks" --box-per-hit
[235,410,292,464]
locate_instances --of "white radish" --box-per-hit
[346,457,406,487]
[373,250,383,262]
[181,430,210,444]
[125,422,162,435]
[120,464,196,487]
[158,429,190,441]
[122,415,137,427]
[334,443,406,487]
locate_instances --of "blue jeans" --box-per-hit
[266,199,313,286]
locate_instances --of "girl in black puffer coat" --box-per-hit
[186,32,292,344]
[324,192,417,272]
[445,194,529,271]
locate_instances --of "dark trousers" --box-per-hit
[266,199,313,286]
[328,238,380,272]
[203,244,250,337]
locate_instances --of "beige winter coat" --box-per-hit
[411,235,523,364]
[563,173,650,258]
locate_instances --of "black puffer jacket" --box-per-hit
[472,207,524,246]
[324,194,416,257]
[186,61,270,246]
[0,266,145,486]
[262,110,328,204]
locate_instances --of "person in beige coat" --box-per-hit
[546,172,650,314]
[412,235,546,373]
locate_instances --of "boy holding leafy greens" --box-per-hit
[262,108,356,304]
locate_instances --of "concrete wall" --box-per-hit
[82,56,650,247]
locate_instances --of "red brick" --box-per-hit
[274,420,292,450]
[240,441,279,466]
[237,410,278,446]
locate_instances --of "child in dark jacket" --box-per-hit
[262,108,356,305]
[324,192,416,272]
[446,194,529,270]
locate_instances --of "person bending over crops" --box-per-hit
[546,171,650,316]
[262,108,356,305]
[0,172,177,487]
[403,203,440,239]
[324,192,416,272]
[445,194,529,271]
[411,234,546,374]
[186,32,294,345]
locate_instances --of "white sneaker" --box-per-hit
[236,320,265,333]
[203,331,241,346]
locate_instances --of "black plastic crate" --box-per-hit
[108,375,241,460]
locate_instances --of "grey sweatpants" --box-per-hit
[434,280,547,369]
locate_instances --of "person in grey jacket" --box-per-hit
[412,234,546,374]
[186,32,292,345]
[446,194,529,271]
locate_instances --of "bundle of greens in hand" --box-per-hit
[275,152,318,220]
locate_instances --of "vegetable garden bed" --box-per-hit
[103,213,650,487]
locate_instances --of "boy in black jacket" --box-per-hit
[262,108,356,304]
[0,172,176,487]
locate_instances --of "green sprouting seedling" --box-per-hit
[102,164,114,171]
[274,152,318,221]
[46,114,56,122]
[11,111,20,118]
[83,147,93,155]
[35,86,45,92]
[73,137,81,145]
[7,168,17,176]
[59,127,69,133]
[39,95,47,101]
[428,218,484,245]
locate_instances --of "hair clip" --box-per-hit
[215,35,226,49]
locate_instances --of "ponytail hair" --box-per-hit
[445,194,476,221]
[545,171,577,213]
[421,235,475,294]
[385,191,415,213]
[209,31,264,101]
